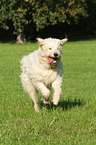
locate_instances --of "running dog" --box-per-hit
[20,38,68,112]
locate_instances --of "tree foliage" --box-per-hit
[0,0,87,42]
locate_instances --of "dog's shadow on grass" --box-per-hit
[41,99,82,111]
[57,99,82,110]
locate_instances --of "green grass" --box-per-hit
[0,40,96,145]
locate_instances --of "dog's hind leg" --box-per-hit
[30,88,39,112]
[20,73,39,112]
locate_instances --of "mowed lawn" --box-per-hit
[0,40,96,145]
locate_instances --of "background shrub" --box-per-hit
[0,0,95,42]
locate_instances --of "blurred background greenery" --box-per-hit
[0,0,96,43]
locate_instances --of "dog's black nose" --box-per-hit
[54,53,58,57]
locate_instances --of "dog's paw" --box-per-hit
[41,98,51,106]
[52,96,59,105]
[43,89,50,100]
[52,100,58,105]
[34,105,39,112]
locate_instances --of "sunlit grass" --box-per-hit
[0,40,96,144]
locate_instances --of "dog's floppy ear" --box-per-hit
[60,38,68,46]
[36,38,45,46]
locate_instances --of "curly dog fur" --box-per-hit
[20,38,68,112]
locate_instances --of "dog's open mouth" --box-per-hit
[48,57,58,65]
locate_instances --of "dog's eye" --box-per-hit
[49,48,52,50]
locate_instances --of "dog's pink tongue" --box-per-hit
[48,58,56,64]
[48,58,53,63]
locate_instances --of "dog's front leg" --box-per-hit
[33,82,50,100]
[52,76,62,105]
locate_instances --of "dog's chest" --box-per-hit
[43,69,57,85]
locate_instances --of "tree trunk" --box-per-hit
[17,32,26,44]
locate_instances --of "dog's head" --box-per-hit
[37,38,68,68]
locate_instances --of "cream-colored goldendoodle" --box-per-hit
[20,38,68,112]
